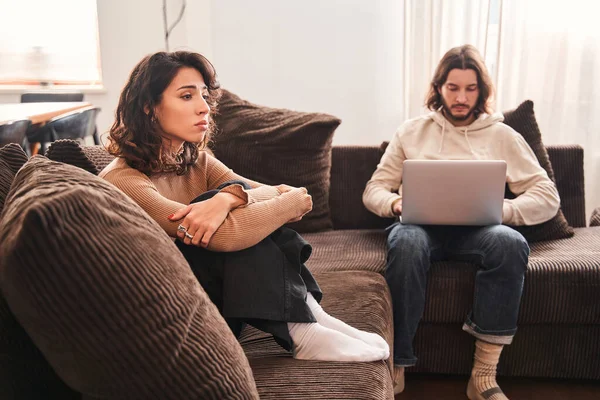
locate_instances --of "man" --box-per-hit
[363,45,560,399]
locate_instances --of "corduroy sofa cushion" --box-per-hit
[0,156,259,400]
[303,230,387,274]
[502,100,574,242]
[300,227,600,325]
[212,89,340,233]
[45,141,219,178]
[329,146,396,230]
[590,207,600,227]
[45,139,115,175]
[239,270,394,399]
[420,228,600,325]
[0,144,80,399]
[0,143,28,212]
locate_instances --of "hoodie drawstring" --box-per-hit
[463,127,475,155]
[438,121,475,156]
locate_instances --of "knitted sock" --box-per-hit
[305,293,390,352]
[467,341,508,400]
[288,322,389,362]
[393,366,405,394]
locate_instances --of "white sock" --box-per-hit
[305,293,390,352]
[288,322,389,362]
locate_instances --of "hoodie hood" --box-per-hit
[429,110,504,155]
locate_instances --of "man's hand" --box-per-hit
[391,198,402,216]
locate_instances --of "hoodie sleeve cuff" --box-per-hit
[502,200,515,225]
[383,195,402,218]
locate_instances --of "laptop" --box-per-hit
[400,159,507,226]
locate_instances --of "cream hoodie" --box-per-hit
[362,111,560,226]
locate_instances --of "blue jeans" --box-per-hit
[386,222,530,367]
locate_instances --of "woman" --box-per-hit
[100,51,389,362]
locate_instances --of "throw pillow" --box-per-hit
[591,207,600,227]
[46,139,115,175]
[503,100,574,242]
[0,144,79,399]
[212,89,341,232]
[0,156,259,399]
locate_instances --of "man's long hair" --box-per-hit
[425,44,494,117]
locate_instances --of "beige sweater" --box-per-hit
[100,152,308,252]
[363,111,560,225]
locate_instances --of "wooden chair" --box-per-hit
[26,106,101,154]
[0,119,31,155]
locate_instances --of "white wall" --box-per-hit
[89,0,165,141]
[90,0,213,142]
[0,0,213,143]
[210,0,405,145]
[1,0,401,145]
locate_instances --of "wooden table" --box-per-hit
[0,102,92,125]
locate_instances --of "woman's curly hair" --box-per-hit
[107,51,221,175]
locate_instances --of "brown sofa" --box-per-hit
[243,142,600,389]
[61,140,600,382]
[1,136,599,399]
[307,143,600,381]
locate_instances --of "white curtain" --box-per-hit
[402,0,492,120]
[495,0,600,221]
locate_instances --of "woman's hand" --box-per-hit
[169,192,243,247]
[281,187,312,223]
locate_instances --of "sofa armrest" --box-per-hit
[591,207,600,227]
[46,140,115,175]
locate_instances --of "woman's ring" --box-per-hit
[184,232,194,240]
[177,224,187,233]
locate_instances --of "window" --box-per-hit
[0,0,102,88]
[483,0,501,83]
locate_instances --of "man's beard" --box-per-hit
[441,99,476,123]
